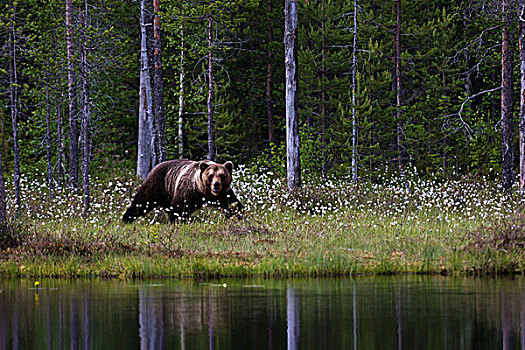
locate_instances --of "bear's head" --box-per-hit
[199,161,233,196]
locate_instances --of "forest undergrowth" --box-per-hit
[0,165,524,278]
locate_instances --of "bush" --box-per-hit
[0,219,28,251]
[465,214,525,254]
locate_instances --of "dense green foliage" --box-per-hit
[0,0,517,183]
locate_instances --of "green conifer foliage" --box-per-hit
[0,0,518,185]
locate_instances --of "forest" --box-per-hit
[3,0,525,278]
[1,0,525,215]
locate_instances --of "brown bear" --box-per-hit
[122,159,243,223]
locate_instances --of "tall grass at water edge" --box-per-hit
[1,166,524,278]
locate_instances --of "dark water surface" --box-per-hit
[0,276,524,349]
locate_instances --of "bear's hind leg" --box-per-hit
[122,201,157,223]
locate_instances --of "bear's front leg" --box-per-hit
[167,198,202,223]
[219,188,244,218]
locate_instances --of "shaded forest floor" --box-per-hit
[1,166,525,278]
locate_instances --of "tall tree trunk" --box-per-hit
[137,0,155,180]
[8,0,20,208]
[284,0,301,189]
[395,0,403,172]
[207,15,216,161]
[266,0,275,146]
[153,0,165,164]
[351,0,358,182]
[66,0,79,189]
[502,0,515,191]
[81,0,90,216]
[146,0,156,167]
[321,0,327,179]
[45,73,54,198]
[178,23,185,159]
[518,0,525,194]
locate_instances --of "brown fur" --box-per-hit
[122,159,242,223]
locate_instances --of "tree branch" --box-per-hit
[445,85,502,135]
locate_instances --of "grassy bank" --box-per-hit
[1,166,525,278]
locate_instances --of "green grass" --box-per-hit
[1,167,525,278]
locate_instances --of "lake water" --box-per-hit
[0,276,524,349]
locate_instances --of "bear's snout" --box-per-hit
[212,181,222,194]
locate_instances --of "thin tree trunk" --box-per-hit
[137,0,154,180]
[442,69,448,177]
[389,3,397,168]
[153,0,165,164]
[207,15,215,161]
[321,0,327,179]
[8,0,20,208]
[518,0,525,194]
[55,32,65,188]
[502,0,515,191]
[351,0,358,182]
[178,23,184,159]
[45,73,54,198]
[463,51,473,123]
[266,0,275,146]
[57,94,64,187]
[0,90,6,220]
[0,149,6,223]
[395,0,403,172]
[305,9,312,131]
[490,68,497,148]
[81,0,90,216]
[66,0,79,189]
[284,0,301,189]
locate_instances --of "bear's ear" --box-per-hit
[199,161,210,172]
[224,161,233,173]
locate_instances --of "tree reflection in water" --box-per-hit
[0,277,525,349]
[287,287,300,350]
